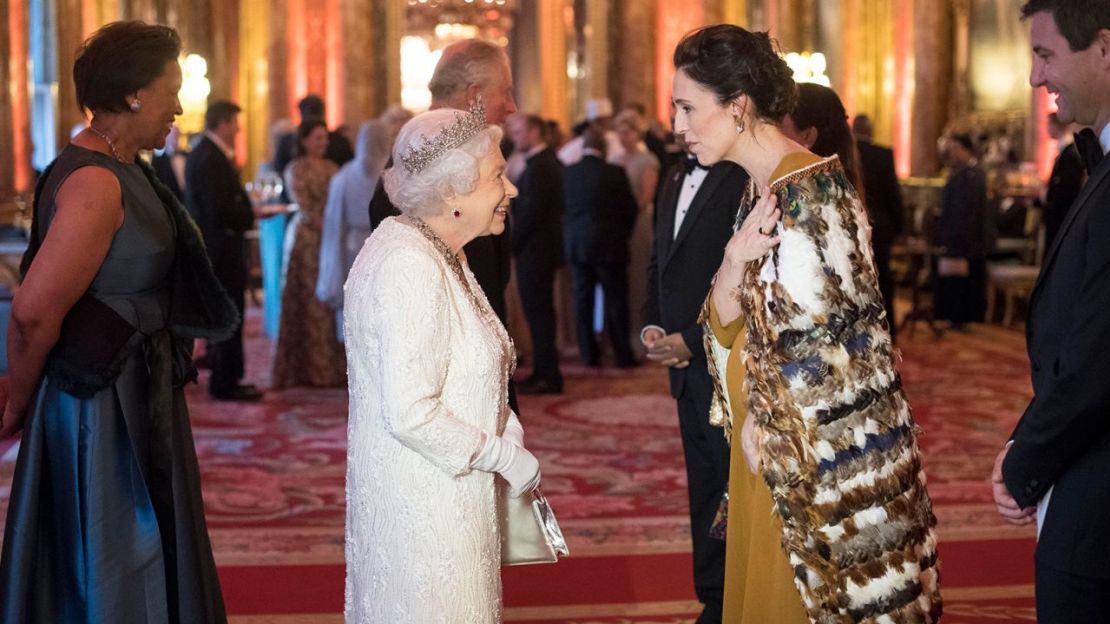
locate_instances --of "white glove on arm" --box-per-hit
[502,412,524,447]
[471,432,541,498]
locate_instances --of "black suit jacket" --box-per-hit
[510,148,564,271]
[937,164,990,258]
[856,140,904,248]
[1003,149,1110,579]
[562,156,638,264]
[184,136,254,290]
[644,160,747,399]
[1043,142,1084,250]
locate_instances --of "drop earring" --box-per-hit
[734,116,745,135]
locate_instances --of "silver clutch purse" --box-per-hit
[499,481,569,566]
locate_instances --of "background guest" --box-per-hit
[507,113,565,394]
[1042,111,1085,250]
[563,128,639,367]
[853,113,905,336]
[612,109,661,358]
[935,132,990,329]
[274,121,346,387]
[185,100,262,401]
[317,120,391,339]
[152,124,186,201]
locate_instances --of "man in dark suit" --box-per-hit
[642,147,747,623]
[508,114,564,394]
[852,114,905,336]
[563,129,638,367]
[185,101,262,401]
[1043,112,1085,250]
[994,2,1110,621]
[367,39,519,411]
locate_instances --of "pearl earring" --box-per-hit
[130,100,142,112]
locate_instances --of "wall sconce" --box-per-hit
[784,51,831,87]
[178,53,212,135]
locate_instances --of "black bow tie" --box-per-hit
[1074,128,1105,174]
[682,157,709,174]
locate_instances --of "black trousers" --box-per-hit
[208,281,246,397]
[568,259,634,366]
[1036,563,1110,623]
[675,370,730,623]
[516,260,562,383]
[873,243,897,339]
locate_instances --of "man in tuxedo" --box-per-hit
[508,114,565,394]
[852,114,905,336]
[994,2,1110,621]
[642,146,747,623]
[1043,112,1085,249]
[185,101,262,401]
[367,39,519,410]
[562,129,639,367]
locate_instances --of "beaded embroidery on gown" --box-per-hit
[343,216,515,623]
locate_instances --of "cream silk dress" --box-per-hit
[343,217,514,623]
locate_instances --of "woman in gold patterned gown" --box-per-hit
[273,121,346,387]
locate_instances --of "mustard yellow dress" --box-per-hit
[715,153,820,624]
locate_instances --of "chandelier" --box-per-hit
[405,0,517,39]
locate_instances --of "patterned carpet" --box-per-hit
[0,311,1038,622]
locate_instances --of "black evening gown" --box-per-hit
[0,145,228,623]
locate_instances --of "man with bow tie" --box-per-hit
[641,135,747,623]
[993,1,1110,620]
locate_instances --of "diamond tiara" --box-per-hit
[400,97,489,175]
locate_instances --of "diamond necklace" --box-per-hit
[402,215,517,431]
[87,124,128,163]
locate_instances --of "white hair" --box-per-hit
[383,109,503,219]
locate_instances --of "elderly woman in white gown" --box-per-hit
[343,104,542,623]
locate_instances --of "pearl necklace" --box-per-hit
[87,124,128,163]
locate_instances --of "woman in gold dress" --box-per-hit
[673,25,941,622]
[274,121,346,387]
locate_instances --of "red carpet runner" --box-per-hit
[1,315,1037,622]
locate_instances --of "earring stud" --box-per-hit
[130,100,142,112]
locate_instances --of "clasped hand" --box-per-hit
[642,329,692,369]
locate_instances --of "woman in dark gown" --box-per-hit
[0,21,236,623]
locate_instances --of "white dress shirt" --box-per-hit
[673,166,709,239]
[1100,122,1110,154]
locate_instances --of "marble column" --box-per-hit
[1,0,35,199]
[704,0,748,26]
[910,0,952,175]
[341,0,377,127]
[654,0,703,124]
[612,0,655,116]
[239,0,271,177]
[537,0,571,128]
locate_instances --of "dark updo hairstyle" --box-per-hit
[791,83,863,194]
[673,24,798,124]
[295,120,329,157]
[73,21,182,114]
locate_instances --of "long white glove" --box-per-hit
[502,412,524,447]
[471,432,541,498]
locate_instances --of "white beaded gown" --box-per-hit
[343,216,514,623]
